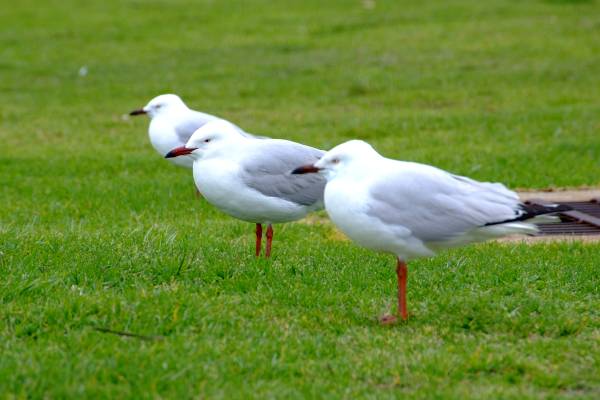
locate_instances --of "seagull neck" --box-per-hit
[228,133,251,145]
[340,158,381,180]
[164,105,191,117]
[202,139,245,159]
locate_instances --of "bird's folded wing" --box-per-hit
[241,141,326,206]
[174,113,221,143]
[367,164,523,242]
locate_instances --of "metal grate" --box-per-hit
[525,199,600,236]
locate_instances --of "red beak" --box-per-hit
[165,146,197,158]
[292,164,321,174]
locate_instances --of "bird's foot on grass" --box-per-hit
[379,313,410,325]
[379,314,399,325]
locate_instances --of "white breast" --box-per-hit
[325,180,389,248]
[193,159,311,224]
[148,118,193,168]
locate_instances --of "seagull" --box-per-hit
[165,120,326,257]
[129,94,222,168]
[293,140,570,324]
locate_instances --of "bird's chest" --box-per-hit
[325,181,374,238]
[193,158,300,223]
[148,119,181,154]
[324,179,409,253]
[193,159,240,202]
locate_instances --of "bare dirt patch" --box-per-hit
[517,187,600,202]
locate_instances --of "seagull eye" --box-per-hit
[331,158,340,164]
[204,138,211,143]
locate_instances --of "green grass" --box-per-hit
[1,0,600,398]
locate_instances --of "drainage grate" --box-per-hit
[525,199,600,236]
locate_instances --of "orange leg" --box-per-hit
[265,225,273,258]
[255,223,262,257]
[380,258,408,325]
[397,259,408,320]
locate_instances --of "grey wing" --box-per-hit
[174,112,221,143]
[367,166,522,242]
[241,141,326,206]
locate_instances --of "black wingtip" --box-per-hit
[485,201,573,226]
[548,203,573,213]
[522,201,573,215]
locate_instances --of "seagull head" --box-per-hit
[129,94,188,118]
[292,140,380,180]
[164,119,245,160]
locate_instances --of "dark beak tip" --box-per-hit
[292,165,320,174]
[129,109,146,116]
[165,146,196,159]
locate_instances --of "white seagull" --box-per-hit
[129,94,224,168]
[293,140,569,324]
[165,120,326,257]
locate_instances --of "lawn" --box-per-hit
[1,0,600,398]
